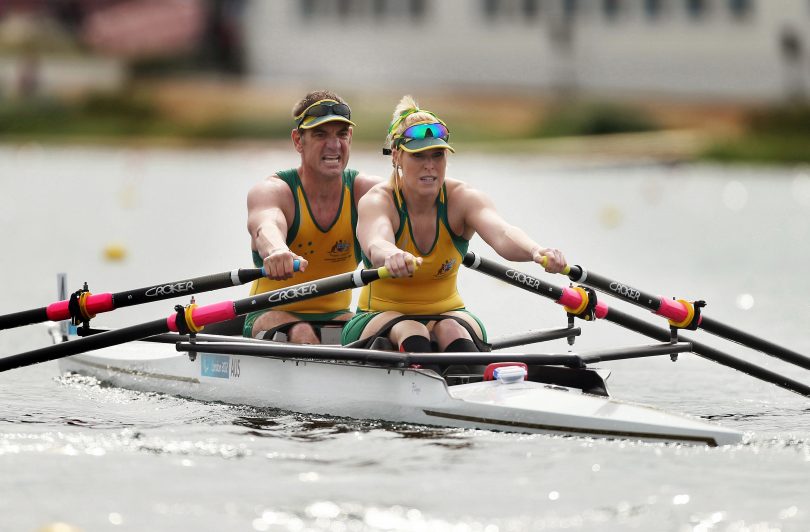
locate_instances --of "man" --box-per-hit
[244,90,380,343]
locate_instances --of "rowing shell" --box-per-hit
[57,341,742,446]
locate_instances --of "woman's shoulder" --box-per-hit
[445,178,477,198]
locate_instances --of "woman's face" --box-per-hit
[395,148,448,200]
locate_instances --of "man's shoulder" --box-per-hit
[351,172,384,201]
[360,181,395,206]
[247,173,296,206]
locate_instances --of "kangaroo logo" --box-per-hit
[435,258,457,277]
[327,239,352,262]
[330,240,350,254]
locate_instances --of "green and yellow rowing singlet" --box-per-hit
[249,168,361,313]
[357,184,468,314]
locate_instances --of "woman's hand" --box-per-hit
[384,250,422,278]
[533,247,566,274]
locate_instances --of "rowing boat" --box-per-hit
[7,253,807,448]
[54,330,743,447]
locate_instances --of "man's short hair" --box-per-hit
[292,90,349,119]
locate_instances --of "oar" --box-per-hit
[558,263,810,371]
[463,252,810,397]
[0,266,388,373]
[0,266,282,331]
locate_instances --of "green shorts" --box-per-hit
[242,308,350,338]
[340,309,487,345]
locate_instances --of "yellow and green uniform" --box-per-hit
[341,184,486,344]
[243,168,360,337]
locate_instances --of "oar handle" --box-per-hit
[538,256,572,276]
[259,259,301,277]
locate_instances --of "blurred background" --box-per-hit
[0,0,808,162]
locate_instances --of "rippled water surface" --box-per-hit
[1,145,810,531]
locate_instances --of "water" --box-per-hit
[1,144,810,531]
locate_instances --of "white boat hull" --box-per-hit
[57,341,742,446]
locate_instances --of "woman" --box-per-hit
[341,95,566,353]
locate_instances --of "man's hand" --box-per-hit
[263,248,307,280]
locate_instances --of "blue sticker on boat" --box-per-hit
[201,354,230,379]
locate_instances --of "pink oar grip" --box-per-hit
[558,287,584,309]
[595,301,609,320]
[46,301,70,321]
[558,287,609,320]
[167,301,236,332]
[656,298,690,323]
[85,293,114,315]
[45,293,115,321]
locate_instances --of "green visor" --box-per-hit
[299,113,356,129]
[296,99,356,129]
[393,121,454,153]
[398,136,455,153]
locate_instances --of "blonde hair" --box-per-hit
[386,95,447,185]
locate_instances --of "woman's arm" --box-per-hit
[456,184,566,272]
[357,186,422,277]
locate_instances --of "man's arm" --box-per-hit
[247,176,307,280]
[352,172,384,205]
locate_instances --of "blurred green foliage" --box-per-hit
[702,105,810,163]
[0,92,165,138]
[535,102,658,137]
[2,90,807,166]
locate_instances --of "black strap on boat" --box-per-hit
[344,314,492,352]
[567,286,599,322]
[676,300,706,331]
[173,305,192,335]
[67,283,94,326]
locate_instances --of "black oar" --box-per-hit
[0,267,388,373]
[0,267,269,331]
[562,264,810,371]
[463,252,810,397]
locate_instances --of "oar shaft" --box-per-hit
[0,319,170,372]
[568,267,667,315]
[0,268,266,331]
[0,308,49,330]
[113,268,265,309]
[699,316,810,370]
[603,307,810,397]
[567,266,810,371]
[462,252,608,317]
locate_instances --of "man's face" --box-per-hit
[293,122,352,179]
